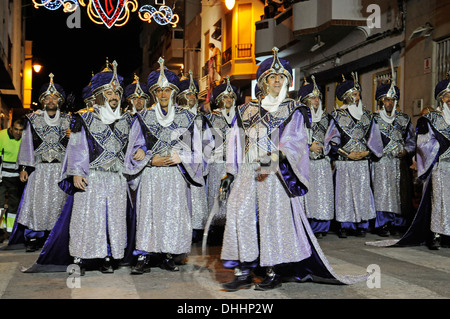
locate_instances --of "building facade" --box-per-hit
[0,0,29,128]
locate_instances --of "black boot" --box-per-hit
[376,224,390,237]
[337,228,347,238]
[160,253,179,271]
[100,256,114,273]
[25,238,38,252]
[255,267,282,291]
[131,255,151,275]
[222,268,253,292]
[429,233,441,250]
[73,257,85,276]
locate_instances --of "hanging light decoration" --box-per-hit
[31,0,180,29]
[79,0,138,29]
[32,0,78,12]
[138,0,179,28]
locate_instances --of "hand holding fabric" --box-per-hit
[73,176,88,190]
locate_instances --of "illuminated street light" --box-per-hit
[33,63,42,73]
[225,0,235,10]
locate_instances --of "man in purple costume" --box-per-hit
[325,73,383,238]
[203,76,239,239]
[177,70,213,243]
[219,48,368,292]
[372,80,416,237]
[297,76,334,239]
[366,74,450,250]
[11,74,71,252]
[124,75,150,115]
[60,60,132,274]
[123,58,205,274]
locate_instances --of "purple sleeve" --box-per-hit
[404,122,416,154]
[17,124,35,167]
[58,127,90,195]
[61,126,90,179]
[278,110,309,196]
[323,119,340,156]
[122,119,152,176]
[416,122,440,179]
[367,120,384,158]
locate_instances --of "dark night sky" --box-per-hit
[25,1,144,111]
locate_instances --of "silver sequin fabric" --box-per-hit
[372,156,401,214]
[303,158,334,220]
[431,161,450,235]
[135,166,192,255]
[334,160,376,222]
[190,184,209,230]
[69,169,128,259]
[221,163,312,267]
[17,163,67,231]
[207,162,227,226]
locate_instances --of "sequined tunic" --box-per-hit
[204,111,233,226]
[220,100,312,267]
[123,107,203,255]
[372,112,416,215]
[189,113,210,230]
[326,109,383,223]
[302,113,334,221]
[17,111,71,231]
[62,107,131,259]
[416,111,450,236]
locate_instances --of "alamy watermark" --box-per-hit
[66,264,81,288]
[366,264,381,288]
[366,4,381,29]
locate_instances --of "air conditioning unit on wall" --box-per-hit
[413,98,423,116]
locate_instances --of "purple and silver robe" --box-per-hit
[302,113,334,232]
[372,111,416,228]
[59,107,132,260]
[366,111,450,247]
[221,100,368,284]
[416,112,450,236]
[123,107,204,255]
[204,111,233,226]
[16,111,71,233]
[325,109,383,228]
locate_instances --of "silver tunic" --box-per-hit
[303,114,334,220]
[220,164,312,267]
[334,160,376,222]
[17,163,67,231]
[69,169,128,259]
[426,112,450,236]
[135,166,192,254]
[17,112,71,231]
[372,113,413,215]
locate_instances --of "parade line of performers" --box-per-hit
[2,47,449,292]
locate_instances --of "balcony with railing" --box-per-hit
[164,29,184,69]
[255,7,295,57]
[255,0,368,57]
[199,43,256,100]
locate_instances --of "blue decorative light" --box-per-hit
[32,0,79,12]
